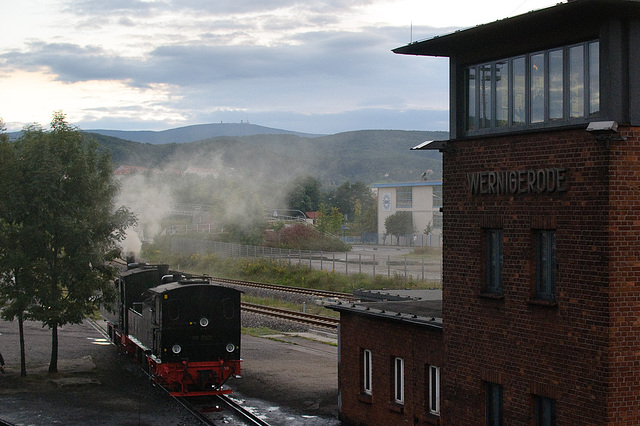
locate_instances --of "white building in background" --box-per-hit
[373,181,442,246]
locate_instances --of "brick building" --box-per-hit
[329,295,443,425]
[390,0,640,424]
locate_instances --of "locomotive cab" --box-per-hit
[146,280,241,364]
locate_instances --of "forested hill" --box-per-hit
[89,129,447,185]
[87,122,321,144]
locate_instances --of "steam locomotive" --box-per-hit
[103,263,242,396]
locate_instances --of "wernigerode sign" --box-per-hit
[467,168,567,195]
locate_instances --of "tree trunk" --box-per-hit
[18,314,27,377]
[49,324,58,373]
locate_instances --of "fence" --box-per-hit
[170,238,442,283]
[359,232,442,247]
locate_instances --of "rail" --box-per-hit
[216,395,272,426]
[241,302,339,330]
[213,277,356,301]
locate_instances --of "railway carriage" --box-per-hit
[103,263,242,396]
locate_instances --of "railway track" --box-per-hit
[212,277,356,302]
[176,395,271,426]
[216,395,272,426]
[241,302,340,330]
[88,318,271,425]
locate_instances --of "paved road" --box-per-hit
[0,318,340,425]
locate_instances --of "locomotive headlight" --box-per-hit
[226,343,236,353]
[199,317,209,327]
[171,344,182,354]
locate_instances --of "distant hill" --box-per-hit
[86,122,322,144]
[90,129,447,185]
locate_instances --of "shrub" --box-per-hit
[269,223,350,252]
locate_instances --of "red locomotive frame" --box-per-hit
[112,326,242,397]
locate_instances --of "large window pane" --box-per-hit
[570,45,585,118]
[512,57,526,125]
[464,40,597,134]
[495,61,508,127]
[530,53,545,123]
[479,64,492,128]
[466,67,477,131]
[589,41,600,116]
[549,49,564,120]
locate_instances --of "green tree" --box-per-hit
[353,203,378,235]
[0,112,136,373]
[384,211,414,245]
[328,181,375,221]
[316,204,344,235]
[286,175,322,213]
[0,119,36,376]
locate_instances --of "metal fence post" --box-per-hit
[404,257,407,280]
[373,254,376,276]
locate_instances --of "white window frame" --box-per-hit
[363,349,372,395]
[394,357,404,404]
[429,365,440,415]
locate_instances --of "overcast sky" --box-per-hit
[1,0,563,134]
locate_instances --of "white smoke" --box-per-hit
[115,172,175,257]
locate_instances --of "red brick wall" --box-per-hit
[338,311,443,425]
[441,128,612,424]
[607,128,640,424]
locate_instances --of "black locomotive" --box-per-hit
[103,263,242,396]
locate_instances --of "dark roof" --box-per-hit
[328,299,442,328]
[393,0,640,62]
[120,263,167,277]
[145,280,212,294]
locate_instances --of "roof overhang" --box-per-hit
[328,301,443,328]
[393,0,640,61]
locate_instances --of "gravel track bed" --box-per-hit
[241,311,311,333]
[223,283,324,305]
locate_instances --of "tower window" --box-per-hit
[465,40,599,134]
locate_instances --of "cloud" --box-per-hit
[1,0,452,133]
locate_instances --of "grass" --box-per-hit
[141,246,440,294]
[140,241,441,318]
[241,326,281,337]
